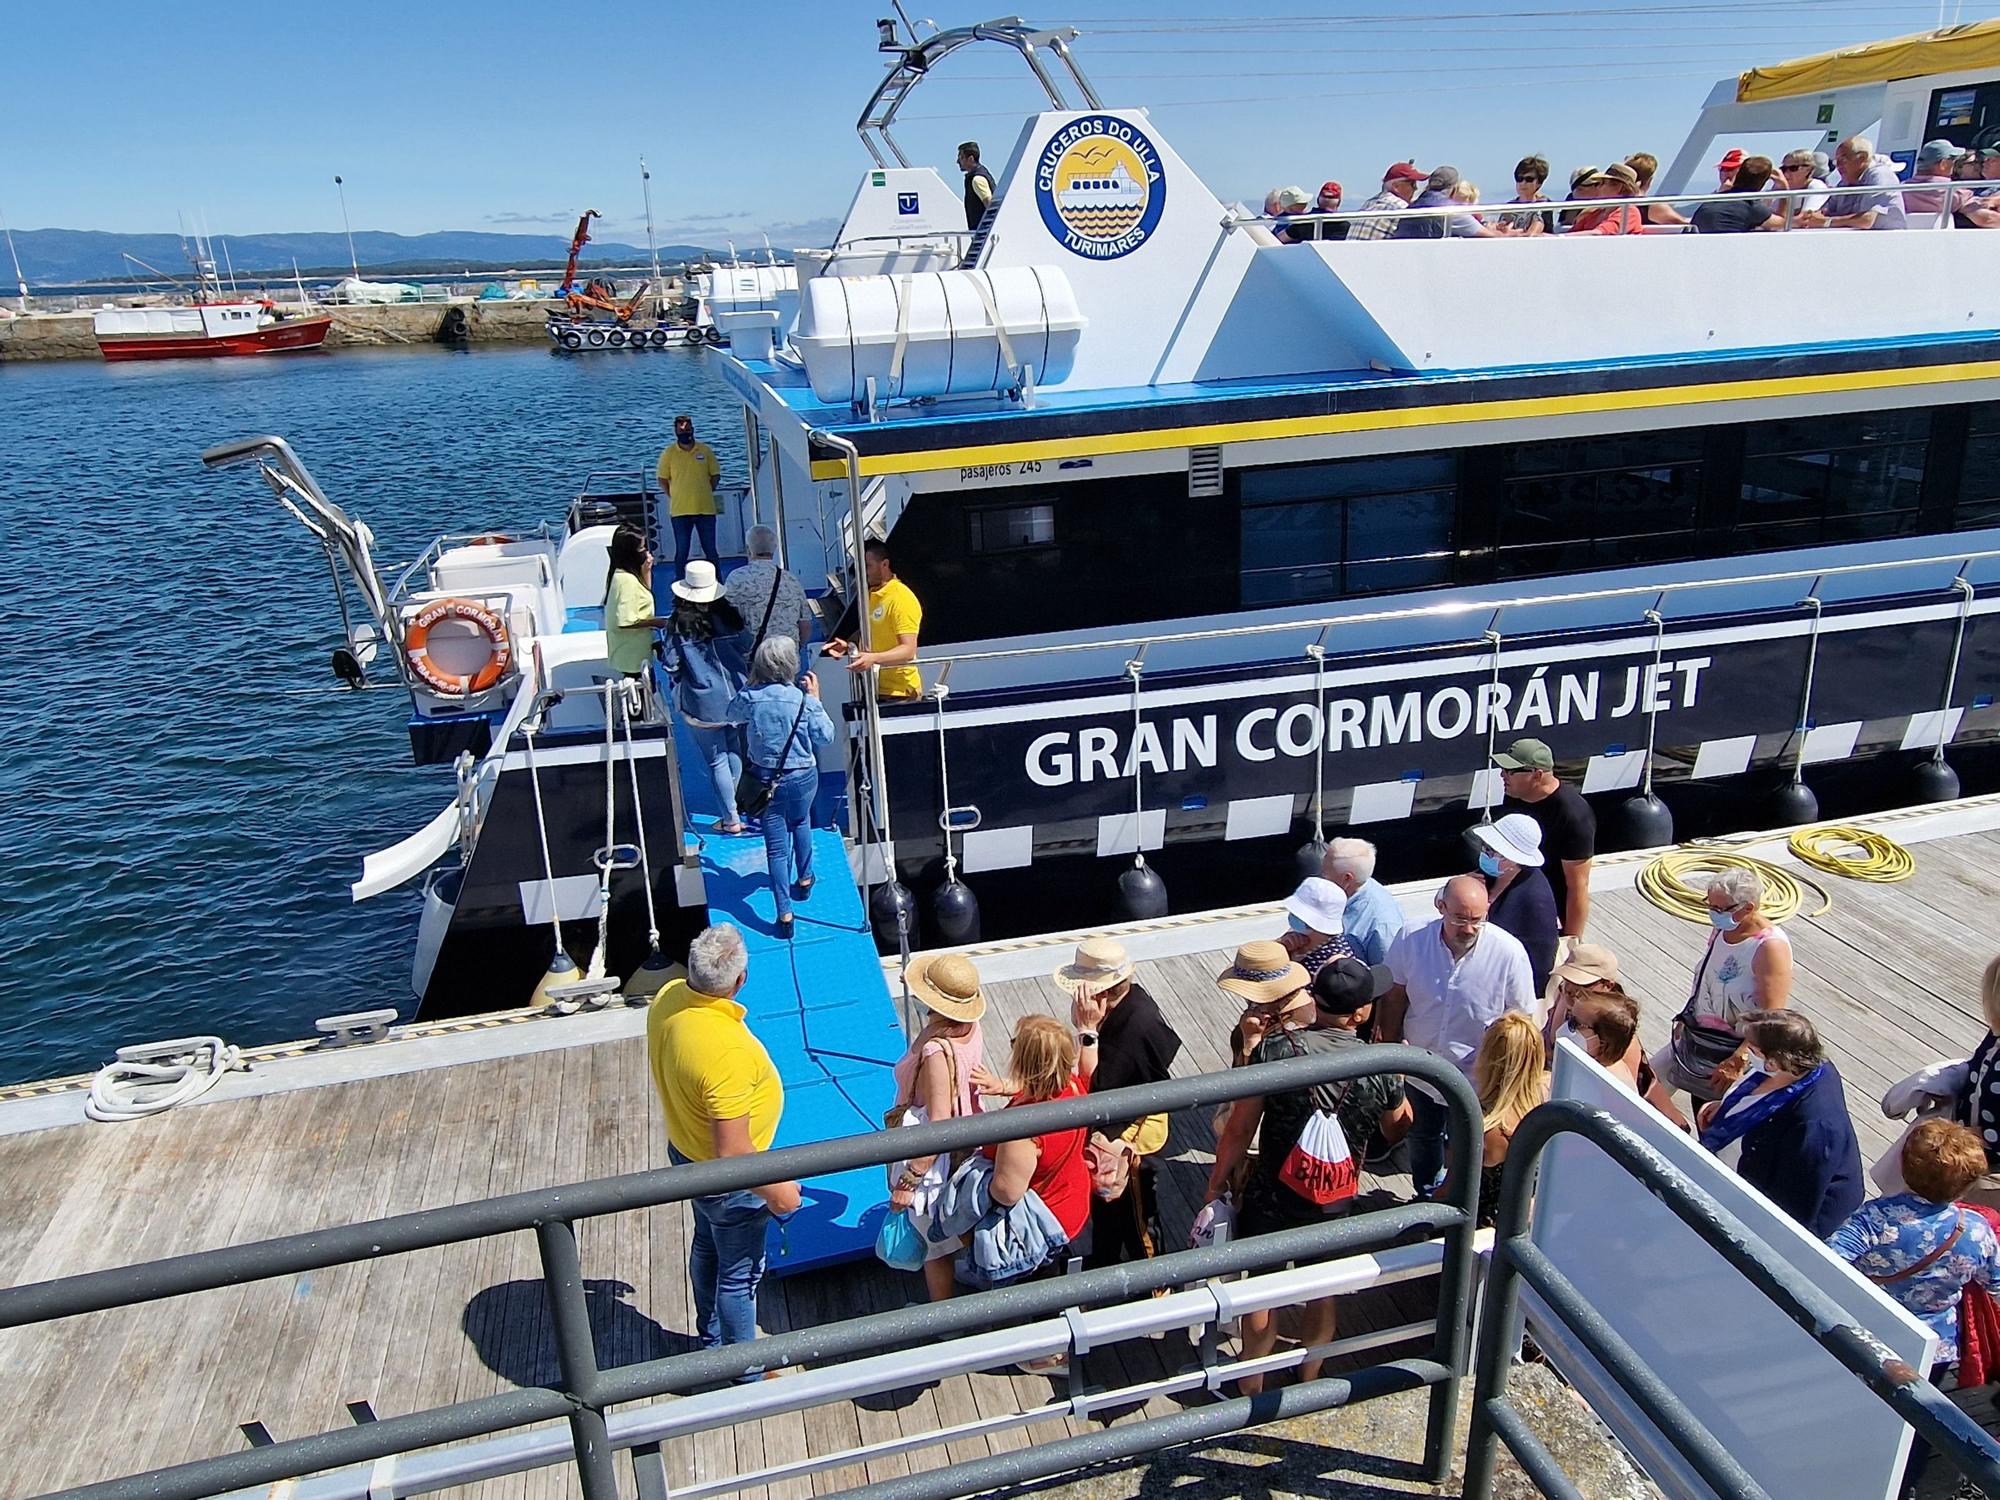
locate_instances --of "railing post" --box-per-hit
[1423,1052,1484,1483]
[536,1219,621,1500]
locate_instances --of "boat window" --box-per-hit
[1925,80,2000,151]
[967,502,1056,554]
[1956,403,2000,530]
[1491,430,1703,577]
[1238,454,1455,605]
[1738,410,1926,547]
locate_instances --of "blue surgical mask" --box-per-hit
[1741,1048,1767,1076]
[1708,908,1739,932]
[1477,851,1503,879]
[1287,914,1311,934]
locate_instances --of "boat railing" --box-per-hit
[1237,175,1979,235]
[858,18,1100,169]
[385,525,559,607]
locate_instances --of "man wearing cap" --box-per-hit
[1321,837,1406,969]
[648,924,800,1368]
[1058,937,1183,1267]
[1269,185,1315,243]
[1904,140,1971,226]
[958,141,996,230]
[1284,182,1348,243]
[659,413,725,579]
[1714,147,1745,192]
[1473,814,1559,996]
[1800,135,1907,231]
[1208,948,1410,1394]
[1690,155,1783,235]
[1495,737,1596,941]
[1571,163,1644,235]
[1347,162,1425,242]
[1962,149,2000,227]
[1395,165,1501,240]
[1375,876,1535,1196]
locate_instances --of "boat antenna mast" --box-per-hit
[640,158,664,308]
[858,14,1101,168]
[0,207,27,311]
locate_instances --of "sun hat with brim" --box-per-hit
[1472,813,1545,868]
[1553,942,1620,987]
[1283,876,1349,934]
[907,952,988,1022]
[1216,940,1309,1005]
[1053,935,1135,998]
[671,559,723,604]
[1584,163,1641,192]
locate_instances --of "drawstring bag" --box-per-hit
[1189,1193,1235,1249]
[875,1208,927,1272]
[1278,1104,1359,1207]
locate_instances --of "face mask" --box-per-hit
[1741,1049,1767,1076]
[1708,908,1739,932]
[1477,851,1502,878]
[676,431,694,447]
[1286,914,1311,934]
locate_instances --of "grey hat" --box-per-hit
[1918,138,1964,167]
[1492,737,1555,772]
[1426,165,1461,192]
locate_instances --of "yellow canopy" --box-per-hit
[1737,19,2000,103]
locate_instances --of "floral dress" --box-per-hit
[1826,1192,2000,1362]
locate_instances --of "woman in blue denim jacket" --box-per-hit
[661,561,748,833]
[727,636,836,936]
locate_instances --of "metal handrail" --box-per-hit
[3,1048,1482,1500]
[1465,1098,2000,1499]
[1240,174,1979,233]
[913,545,2000,675]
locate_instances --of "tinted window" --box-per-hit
[1494,429,1704,578]
[1743,410,1925,544]
[1957,402,2000,530]
[1239,455,1455,605]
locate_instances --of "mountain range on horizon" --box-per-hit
[8,226,722,284]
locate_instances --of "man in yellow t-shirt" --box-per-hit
[647,924,798,1364]
[658,412,723,579]
[826,538,923,699]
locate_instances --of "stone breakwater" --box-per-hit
[0,298,569,360]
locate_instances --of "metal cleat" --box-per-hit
[544,978,623,1014]
[314,1010,398,1047]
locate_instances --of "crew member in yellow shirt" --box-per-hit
[647,923,799,1368]
[658,412,723,579]
[826,538,923,699]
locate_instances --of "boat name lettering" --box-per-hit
[1023,657,1712,786]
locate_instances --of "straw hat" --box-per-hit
[1472,813,1546,868]
[1054,936,1134,998]
[1216,940,1309,1005]
[671,559,723,604]
[906,952,987,1023]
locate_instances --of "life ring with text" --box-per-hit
[404,598,512,697]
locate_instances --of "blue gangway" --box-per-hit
[670,715,904,1274]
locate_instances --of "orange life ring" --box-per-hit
[464,533,515,547]
[405,597,511,697]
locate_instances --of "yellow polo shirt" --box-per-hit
[658,440,721,517]
[646,979,783,1158]
[867,576,923,699]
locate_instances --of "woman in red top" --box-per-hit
[975,1014,1091,1248]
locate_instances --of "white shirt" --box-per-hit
[1387,918,1535,1083]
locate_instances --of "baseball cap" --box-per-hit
[1716,148,1745,171]
[1383,161,1426,184]
[1918,138,1964,167]
[1275,185,1311,210]
[1426,164,1462,192]
[1312,956,1391,1017]
[1982,148,2000,162]
[1492,737,1555,772]
[1318,180,1342,199]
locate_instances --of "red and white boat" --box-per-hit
[92,300,333,361]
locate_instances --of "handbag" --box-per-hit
[884,1036,960,1131]
[735,687,812,818]
[1669,936,1745,1084]
[1085,1133,1137,1201]
[874,1209,927,1272]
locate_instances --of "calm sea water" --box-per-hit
[0,344,743,1086]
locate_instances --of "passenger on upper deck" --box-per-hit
[1270,186,1315,243]
[1798,136,1907,231]
[1569,162,1645,235]
[1690,155,1782,234]
[1395,165,1504,239]
[1777,149,1832,216]
[1960,149,2000,229]
[958,141,995,230]
[825,538,923,700]
[1556,164,1596,229]
[1904,139,1973,226]
[1495,157,1555,236]
[1626,153,1687,228]
[1347,162,1425,242]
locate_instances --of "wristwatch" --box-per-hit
[1077,1031,1098,1046]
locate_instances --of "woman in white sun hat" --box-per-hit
[1472,813,1559,996]
[1279,876,1359,979]
[662,558,749,833]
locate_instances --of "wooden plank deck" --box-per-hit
[1,825,1995,1498]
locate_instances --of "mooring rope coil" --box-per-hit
[84,1036,245,1122]
[1636,847,1831,924]
[1787,824,1917,884]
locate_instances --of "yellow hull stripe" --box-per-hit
[807,358,2000,480]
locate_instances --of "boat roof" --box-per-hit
[1737,18,2000,103]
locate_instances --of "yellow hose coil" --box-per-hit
[1636,848,1831,924]
[1786,824,1916,884]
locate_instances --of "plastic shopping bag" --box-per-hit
[875,1208,927,1272]
[1189,1193,1235,1249]
[1278,1108,1358,1207]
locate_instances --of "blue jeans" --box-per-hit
[671,513,719,575]
[687,723,740,825]
[1409,1087,1449,1198]
[763,767,818,920]
[671,1146,771,1369]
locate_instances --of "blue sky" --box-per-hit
[1,0,1965,245]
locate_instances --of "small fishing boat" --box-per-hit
[93,300,332,361]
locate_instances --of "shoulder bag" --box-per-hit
[1670,935,1747,1085]
[746,567,784,663]
[1864,1213,1964,1285]
[734,687,811,818]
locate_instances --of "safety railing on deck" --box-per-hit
[1465,1099,2000,1498]
[1,1048,1484,1500]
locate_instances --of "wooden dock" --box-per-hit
[3,813,1997,1499]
